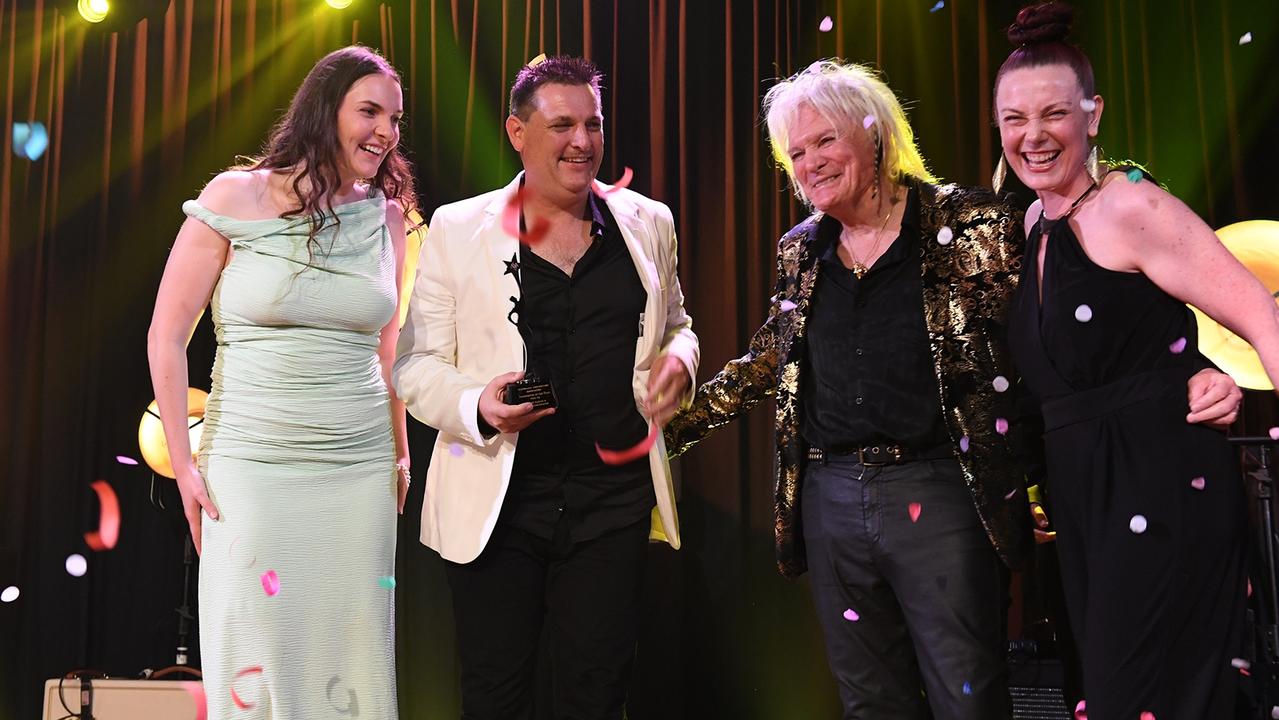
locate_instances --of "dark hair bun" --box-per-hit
[1007,2,1074,47]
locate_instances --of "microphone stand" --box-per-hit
[1229,436,1279,717]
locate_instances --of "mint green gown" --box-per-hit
[182,194,398,719]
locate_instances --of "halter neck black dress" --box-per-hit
[1007,187,1245,719]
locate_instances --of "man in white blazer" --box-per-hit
[393,56,698,719]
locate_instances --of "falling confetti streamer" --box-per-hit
[1079,98,1097,112]
[1126,168,1144,183]
[378,576,397,590]
[65,553,88,577]
[936,226,954,245]
[230,666,264,710]
[1074,304,1093,322]
[1239,32,1253,45]
[84,480,121,551]
[930,0,945,12]
[448,443,464,457]
[115,455,139,466]
[1191,476,1206,490]
[992,376,1010,393]
[1129,514,1148,534]
[501,187,551,246]
[596,425,658,465]
[260,570,280,597]
[908,502,922,523]
[779,299,798,313]
[862,114,875,130]
[819,16,833,32]
[593,166,634,196]
[0,586,18,603]
[995,418,1009,435]
[842,608,859,621]
[959,435,970,453]
[1169,337,1187,354]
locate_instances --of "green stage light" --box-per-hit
[325,0,354,9]
[78,0,109,23]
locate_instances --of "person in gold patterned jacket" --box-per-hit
[664,60,1240,720]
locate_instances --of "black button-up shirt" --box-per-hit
[503,193,654,543]
[800,186,950,452]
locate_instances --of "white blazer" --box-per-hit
[393,174,699,564]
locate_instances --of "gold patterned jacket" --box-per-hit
[666,181,1035,578]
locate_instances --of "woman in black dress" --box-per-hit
[995,3,1279,718]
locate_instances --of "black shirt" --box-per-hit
[502,192,654,542]
[800,186,951,452]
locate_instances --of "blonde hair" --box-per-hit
[763,60,936,206]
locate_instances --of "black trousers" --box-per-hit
[802,456,1011,720]
[443,515,650,720]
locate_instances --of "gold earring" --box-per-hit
[1086,144,1104,185]
[992,153,1008,194]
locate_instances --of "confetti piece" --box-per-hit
[231,666,264,710]
[930,1,945,12]
[1140,713,1156,720]
[260,570,280,597]
[378,576,396,590]
[0,586,18,603]
[501,186,551,246]
[1239,32,1253,45]
[779,299,798,312]
[596,424,658,465]
[1271,705,1278,719]
[995,417,1009,435]
[862,114,875,130]
[593,166,634,196]
[12,122,49,161]
[908,502,922,523]
[992,375,1010,393]
[962,681,972,696]
[1129,514,1148,534]
[818,15,833,32]
[1233,657,1251,670]
[1075,699,1088,720]
[1191,476,1206,490]
[448,443,464,457]
[115,455,139,466]
[936,226,954,245]
[84,480,120,551]
[1079,98,1097,112]
[182,681,208,720]
[1269,426,1279,441]
[1126,168,1143,183]
[842,608,859,621]
[1074,304,1093,322]
[65,553,88,577]
[527,53,547,66]
[326,675,360,716]
[1169,337,1187,354]
[959,435,970,453]
[1004,487,1018,500]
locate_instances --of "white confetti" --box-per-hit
[992,375,1010,393]
[1074,304,1093,322]
[862,114,876,130]
[1129,515,1148,534]
[1239,32,1253,45]
[819,16,833,32]
[65,553,88,577]
[936,226,954,245]
[1079,98,1097,112]
[779,299,798,313]
[1232,657,1251,670]
[0,586,18,603]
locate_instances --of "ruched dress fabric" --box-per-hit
[1007,210,1245,720]
[183,195,399,720]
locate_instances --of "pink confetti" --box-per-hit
[779,299,798,312]
[1074,699,1088,720]
[182,681,208,720]
[908,502,922,522]
[842,608,859,621]
[593,166,633,196]
[1191,476,1206,490]
[501,186,551,246]
[1140,713,1156,720]
[1004,487,1018,500]
[448,443,464,457]
[1169,337,1187,354]
[596,425,658,466]
[115,455,139,465]
[230,666,263,710]
[818,15,833,32]
[1269,427,1279,441]
[260,570,280,597]
[862,114,875,130]
[995,418,1009,435]
[84,480,120,551]
[959,435,970,453]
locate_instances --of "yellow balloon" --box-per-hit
[1191,220,1279,390]
[138,388,209,479]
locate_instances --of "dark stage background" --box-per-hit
[1,0,1277,717]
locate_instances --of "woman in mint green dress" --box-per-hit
[147,46,414,718]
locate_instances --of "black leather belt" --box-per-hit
[806,443,953,466]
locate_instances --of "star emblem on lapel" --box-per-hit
[503,253,521,276]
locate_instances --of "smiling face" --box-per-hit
[785,103,877,215]
[334,72,403,185]
[505,82,604,199]
[995,64,1102,201]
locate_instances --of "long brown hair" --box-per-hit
[244,45,416,253]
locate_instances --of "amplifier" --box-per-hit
[41,678,203,720]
